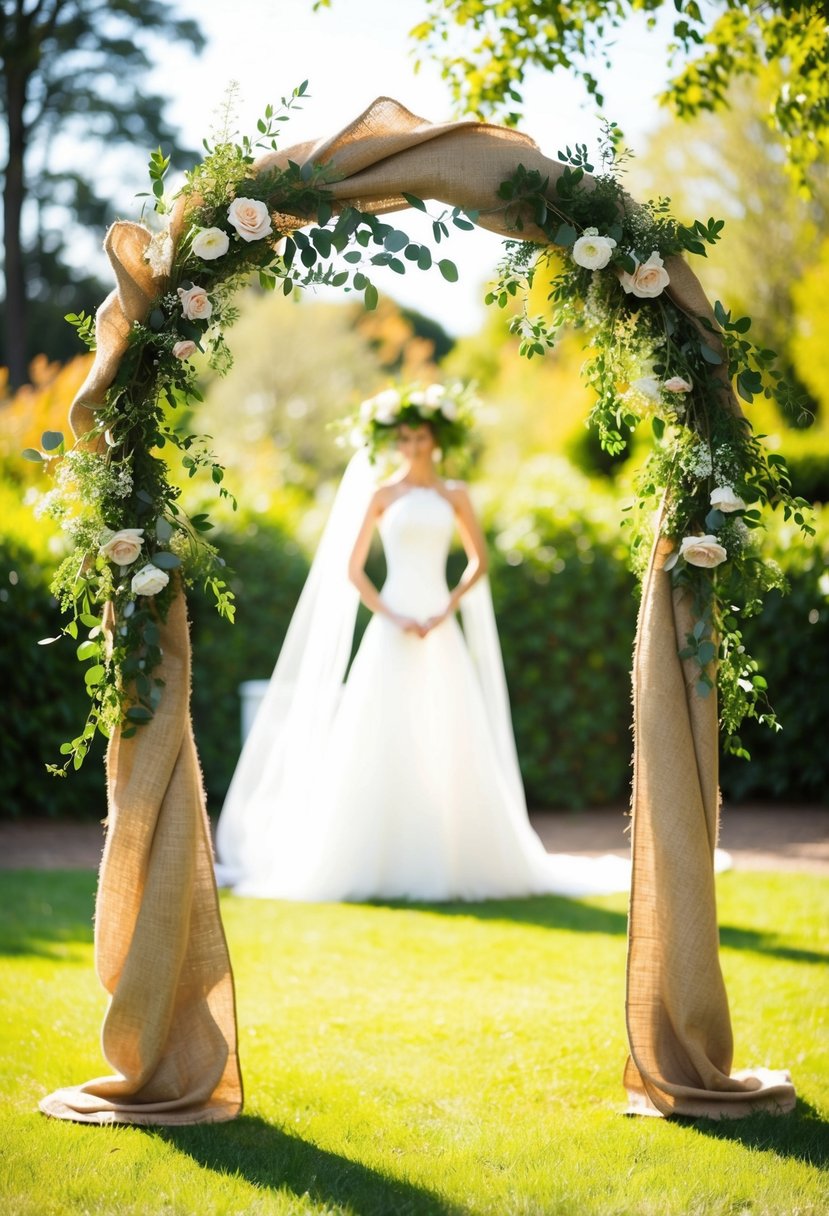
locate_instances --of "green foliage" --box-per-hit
[407,0,829,190]
[2,869,828,1213]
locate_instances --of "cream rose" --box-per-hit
[131,563,170,597]
[663,376,693,393]
[191,226,230,260]
[677,534,728,569]
[100,528,144,566]
[227,196,273,242]
[619,251,670,299]
[439,397,459,421]
[177,284,212,321]
[172,340,197,360]
[572,227,617,271]
[710,485,747,513]
[424,383,446,408]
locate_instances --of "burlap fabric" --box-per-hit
[41,97,793,1124]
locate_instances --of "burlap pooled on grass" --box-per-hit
[42,96,794,1124]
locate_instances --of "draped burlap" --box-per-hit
[42,97,794,1125]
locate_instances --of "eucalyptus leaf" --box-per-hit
[151,551,181,569]
[41,430,64,450]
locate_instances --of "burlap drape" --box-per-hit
[41,97,794,1125]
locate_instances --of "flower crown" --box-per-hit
[354,382,477,460]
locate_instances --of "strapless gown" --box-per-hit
[217,486,632,901]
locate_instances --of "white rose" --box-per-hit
[372,389,401,425]
[439,398,459,421]
[191,226,230,260]
[710,485,747,513]
[619,251,670,299]
[663,376,693,393]
[144,228,173,277]
[572,230,617,270]
[172,340,197,360]
[424,383,446,407]
[100,528,144,566]
[678,534,728,568]
[131,563,170,597]
[227,196,273,242]
[177,284,212,321]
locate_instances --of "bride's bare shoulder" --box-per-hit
[442,479,471,502]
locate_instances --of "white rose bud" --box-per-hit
[710,485,747,513]
[572,230,617,270]
[131,563,170,597]
[619,251,670,299]
[100,528,144,566]
[191,226,230,260]
[663,376,693,393]
[177,284,212,321]
[227,196,273,242]
[172,340,197,360]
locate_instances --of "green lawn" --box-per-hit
[1,869,827,1216]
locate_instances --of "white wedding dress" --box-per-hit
[216,462,634,902]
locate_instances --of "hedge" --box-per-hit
[1,463,826,819]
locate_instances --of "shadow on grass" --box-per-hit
[681,1097,829,1169]
[360,895,628,937]
[0,870,95,959]
[157,1115,464,1216]
[719,923,827,966]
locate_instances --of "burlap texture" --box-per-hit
[43,97,793,1124]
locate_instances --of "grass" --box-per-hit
[0,869,827,1216]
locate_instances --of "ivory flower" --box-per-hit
[572,227,617,270]
[710,485,747,513]
[373,389,401,424]
[191,226,230,260]
[227,196,273,242]
[131,563,170,596]
[630,375,662,404]
[439,397,459,421]
[672,534,728,569]
[172,340,197,360]
[663,376,693,393]
[100,528,144,566]
[177,284,212,321]
[619,251,670,299]
[424,383,446,407]
[144,228,173,277]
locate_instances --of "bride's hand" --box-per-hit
[421,610,449,636]
[390,613,424,635]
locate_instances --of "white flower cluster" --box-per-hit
[682,441,714,480]
[359,383,460,427]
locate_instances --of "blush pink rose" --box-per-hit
[663,376,693,393]
[619,251,670,299]
[172,340,197,360]
[227,196,273,242]
[100,528,144,566]
[177,284,212,321]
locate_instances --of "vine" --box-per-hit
[488,126,814,758]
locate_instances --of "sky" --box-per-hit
[133,0,680,335]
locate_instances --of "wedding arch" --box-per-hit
[37,96,797,1125]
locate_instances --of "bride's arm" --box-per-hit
[347,492,422,634]
[423,485,489,633]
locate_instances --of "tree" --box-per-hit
[0,0,205,387]
[371,1,829,190]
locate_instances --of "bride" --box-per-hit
[215,383,631,901]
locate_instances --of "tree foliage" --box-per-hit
[396,0,829,189]
[0,0,205,385]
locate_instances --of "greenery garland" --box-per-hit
[488,126,814,758]
[25,84,476,774]
[26,96,812,774]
